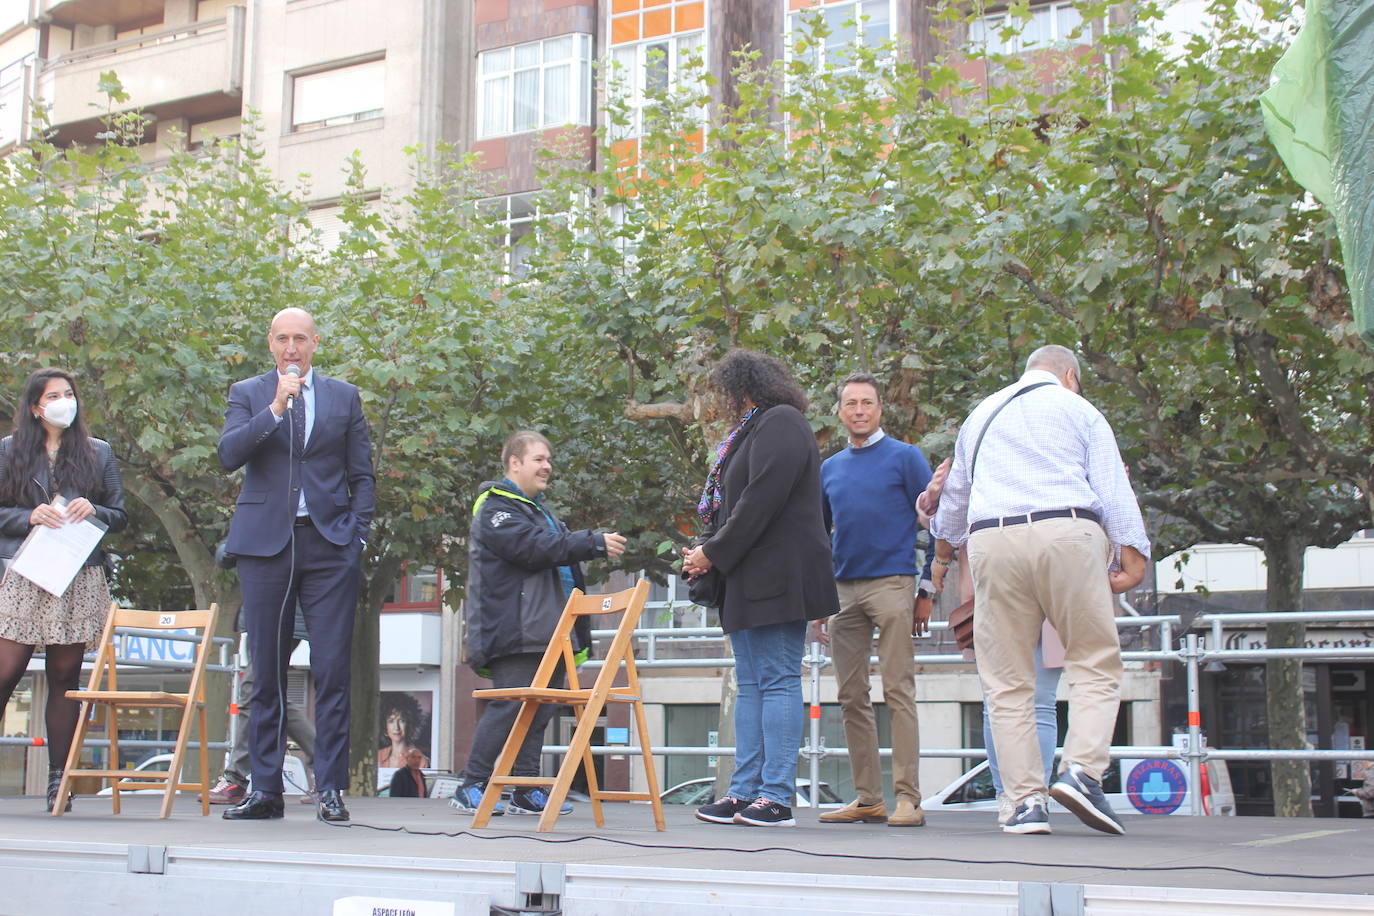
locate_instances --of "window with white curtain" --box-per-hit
[479,192,539,277]
[607,30,704,141]
[478,34,593,139]
[785,0,893,73]
[291,58,385,132]
[967,1,1094,55]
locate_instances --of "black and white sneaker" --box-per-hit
[733,797,796,827]
[1051,763,1126,836]
[695,795,750,824]
[1002,794,1052,835]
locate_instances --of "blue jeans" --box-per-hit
[728,620,806,806]
[984,643,1062,795]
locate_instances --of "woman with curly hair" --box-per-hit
[683,349,838,827]
[0,368,127,811]
[377,692,430,769]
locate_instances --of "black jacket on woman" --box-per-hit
[704,404,839,634]
[0,435,127,568]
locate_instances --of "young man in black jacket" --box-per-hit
[450,431,626,816]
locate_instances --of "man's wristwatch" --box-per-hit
[917,586,933,600]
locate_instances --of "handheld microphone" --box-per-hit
[285,364,301,410]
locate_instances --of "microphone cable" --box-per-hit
[317,818,1374,882]
[270,387,299,797]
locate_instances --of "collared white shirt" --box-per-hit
[849,427,887,450]
[274,368,315,516]
[931,369,1150,557]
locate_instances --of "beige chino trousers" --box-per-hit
[967,517,1122,805]
[830,575,921,804]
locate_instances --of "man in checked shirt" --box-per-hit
[930,345,1149,836]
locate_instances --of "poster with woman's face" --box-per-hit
[377,690,433,773]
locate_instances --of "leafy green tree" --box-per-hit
[959,0,1374,815]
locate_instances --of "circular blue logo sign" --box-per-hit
[1126,759,1188,815]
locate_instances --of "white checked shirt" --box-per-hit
[931,370,1150,558]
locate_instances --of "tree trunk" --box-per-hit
[1263,532,1312,817]
[348,553,402,797]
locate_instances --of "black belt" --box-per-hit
[969,508,1099,533]
[293,515,313,528]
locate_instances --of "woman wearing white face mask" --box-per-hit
[0,368,127,811]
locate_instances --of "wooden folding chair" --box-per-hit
[55,602,220,818]
[470,579,664,832]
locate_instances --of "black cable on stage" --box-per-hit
[318,818,1374,882]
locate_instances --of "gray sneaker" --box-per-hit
[1002,793,1052,835]
[1051,763,1125,835]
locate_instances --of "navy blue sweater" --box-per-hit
[821,435,933,580]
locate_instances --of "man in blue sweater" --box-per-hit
[816,373,934,827]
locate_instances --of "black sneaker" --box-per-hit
[733,797,796,827]
[1051,763,1126,835]
[1002,793,1052,835]
[695,795,750,824]
[508,787,573,816]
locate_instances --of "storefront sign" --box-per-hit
[1125,759,1189,815]
[1222,629,1374,651]
[120,630,196,662]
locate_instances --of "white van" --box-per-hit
[921,756,1235,817]
[99,752,312,796]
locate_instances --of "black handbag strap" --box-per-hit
[968,382,1053,482]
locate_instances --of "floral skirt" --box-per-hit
[0,565,110,649]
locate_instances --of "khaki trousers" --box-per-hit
[967,517,1121,805]
[831,576,920,804]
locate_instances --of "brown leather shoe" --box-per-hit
[818,798,887,823]
[887,796,926,827]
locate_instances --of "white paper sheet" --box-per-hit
[8,497,108,597]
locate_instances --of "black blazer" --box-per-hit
[0,435,128,567]
[704,405,839,633]
[388,766,426,798]
[218,370,376,557]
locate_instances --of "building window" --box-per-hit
[967,1,1094,56]
[292,197,382,254]
[382,564,442,611]
[477,34,593,139]
[291,58,385,133]
[786,0,893,73]
[608,30,705,140]
[480,192,539,277]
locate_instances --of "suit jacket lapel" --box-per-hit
[257,370,278,409]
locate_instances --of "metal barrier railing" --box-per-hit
[3,627,240,769]
[584,609,1374,815]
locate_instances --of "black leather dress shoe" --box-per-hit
[222,791,285,820]
[317,789,349,823]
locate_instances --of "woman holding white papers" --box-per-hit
[0,368,126,811]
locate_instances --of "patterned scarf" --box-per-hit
[696,406,759,525]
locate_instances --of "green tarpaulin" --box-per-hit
[1260,0,1374,348]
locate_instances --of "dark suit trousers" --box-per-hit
[238,522,360,794]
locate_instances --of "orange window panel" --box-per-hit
[611,0,639,12]
[676,1,704,31]
[611,15,641,43]
[643,0,671,6]
[643,7,672,37]
[790,0,819,9]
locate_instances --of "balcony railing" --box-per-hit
[35,7,245,130]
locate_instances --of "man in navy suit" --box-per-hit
[218,307,375,823]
